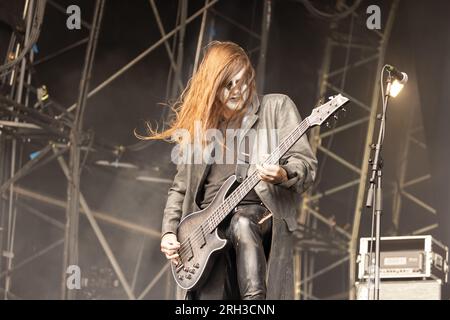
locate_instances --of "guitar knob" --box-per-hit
[186,274,192,280]
[194,263,200,268]
[189,268,196,274]
[183,267,189,272]
[178,275,184,281]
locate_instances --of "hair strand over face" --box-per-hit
[135,41,256,146]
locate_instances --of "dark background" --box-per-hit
[0,0,449,299]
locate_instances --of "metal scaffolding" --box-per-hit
[2,0,433,301]
[0,0,272,299]
[390,84,437,236]
[61,0,106,300]
[1,0,45,299]
[295,0,439,300]
[294,0,402,300]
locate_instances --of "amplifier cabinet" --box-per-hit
[356,280,442,300]
[357,235,448,282]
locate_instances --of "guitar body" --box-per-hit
[172,175,237,290]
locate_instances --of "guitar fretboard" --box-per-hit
[203,117,312,233]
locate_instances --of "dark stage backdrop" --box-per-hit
[406,0,450,298]
[0,0,449,299]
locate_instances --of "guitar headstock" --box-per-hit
[307,94,350,127]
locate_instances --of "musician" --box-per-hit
[142,41,317,299]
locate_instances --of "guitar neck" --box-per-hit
[205,117,312,232]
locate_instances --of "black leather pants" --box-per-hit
[187,203,272,300]
[224,203,272,300]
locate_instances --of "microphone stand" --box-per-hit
[365,73,392,300]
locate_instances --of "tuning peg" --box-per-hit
[316,97,325,107]
[342,107,347,113]
[333,114,339,120]
[325,121,331,128]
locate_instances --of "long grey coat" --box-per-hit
[161,94,318,300]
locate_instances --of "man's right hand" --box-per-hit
[160,233,180,265]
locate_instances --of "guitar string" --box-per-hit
[176,119,311,260]
[178,96,345,257]
[177,121,310,261]
[176,119,311,261]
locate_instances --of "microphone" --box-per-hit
[385,64,408,84]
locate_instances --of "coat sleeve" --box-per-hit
[161,163,187,238]
[276,95,318,194]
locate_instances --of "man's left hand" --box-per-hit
[256,164,288,184]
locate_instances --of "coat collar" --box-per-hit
[246,93,260,116]
[238,93,260,145]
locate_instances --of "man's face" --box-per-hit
[221,67,249,110]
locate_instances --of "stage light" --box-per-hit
[388,79,404,97]
[95,160,138,169]
[136,176,173,184]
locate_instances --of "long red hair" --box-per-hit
[136,41,256,145]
